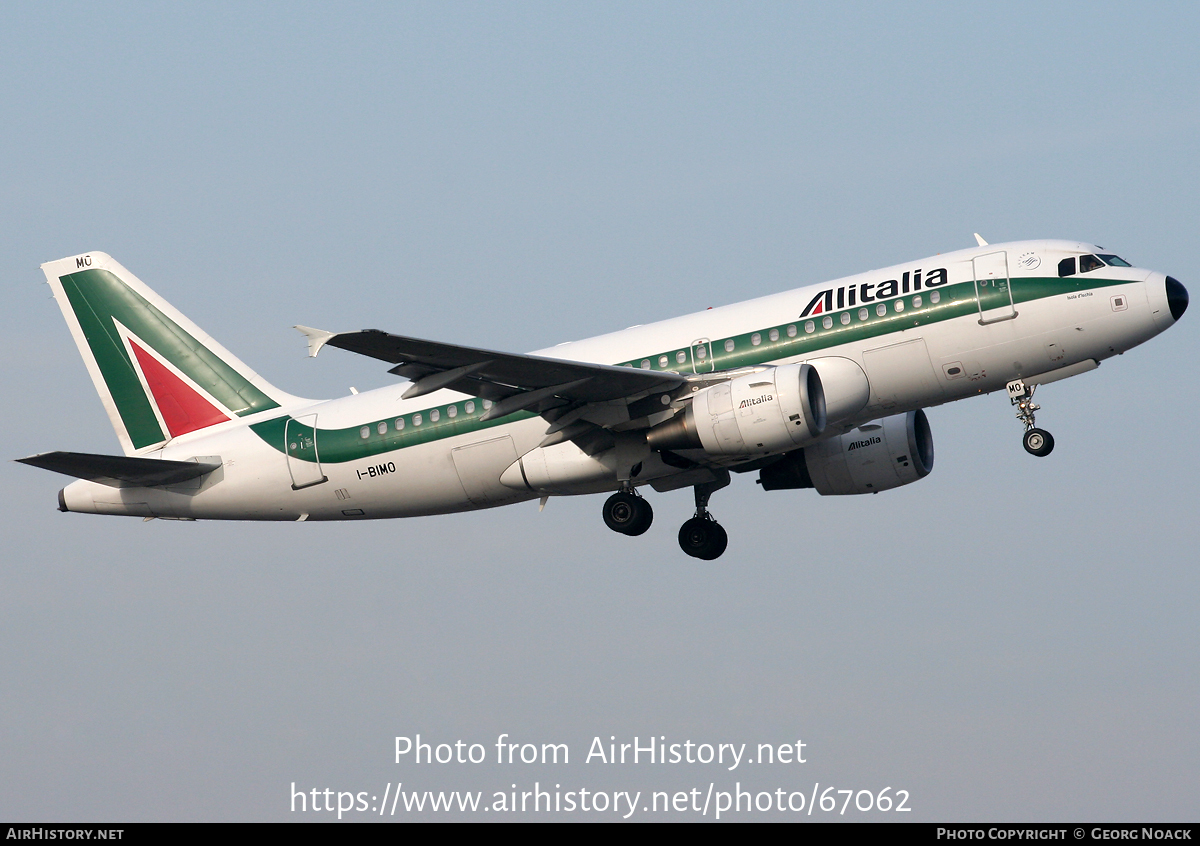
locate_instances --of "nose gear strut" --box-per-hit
[1007,379,1055,457]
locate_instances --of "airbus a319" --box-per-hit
[19,237,1187,559]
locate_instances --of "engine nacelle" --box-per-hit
[647,363,826,456]
[805,356,871,425]
[758,409,934,495]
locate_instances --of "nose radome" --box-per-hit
[1166,276,1188,321]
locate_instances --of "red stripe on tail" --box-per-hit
[129,340,230,437]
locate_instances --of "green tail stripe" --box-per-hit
[61,269,280,450]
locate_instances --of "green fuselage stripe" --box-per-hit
[254,273,1126,464]
[253,405,534,465]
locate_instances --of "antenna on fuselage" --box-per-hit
[974,233,989,247]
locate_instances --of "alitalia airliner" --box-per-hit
[18,238,1187,559]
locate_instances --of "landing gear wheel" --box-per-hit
[1022,427,1055,457]
[602,491,653,536]
[676,473,732,560]
[678,517,728,560]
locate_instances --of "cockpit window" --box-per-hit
[1097,254,1132,267]
[1079,254,1105,273]
[1058,257,1076,277]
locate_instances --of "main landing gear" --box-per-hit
[1007,379,1055,457]
[602,489,654,536]
[601,473,731,559]
[678,476,729,560]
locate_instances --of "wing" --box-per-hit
[298,327,774,459]
[301,328,687,423]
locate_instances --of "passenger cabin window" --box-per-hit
[786,324,797,337]
[751,333,761,346]
[465,401,475,414]
[1058,257,1076,277]
[723,339,734,352]
[1080,254,1104,273]
[768,328,779,342]
[1098,254,1132,267]
[659,355,670,367]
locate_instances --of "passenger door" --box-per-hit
[285,414,327,490]
[973,251,1017,324]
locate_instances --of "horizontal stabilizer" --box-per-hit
[16,451,222,488]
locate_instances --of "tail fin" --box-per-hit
[42,252,298,455]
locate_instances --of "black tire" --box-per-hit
[678,517,728,560]
[704,522,728,560]
[1023,428,1055,457]
[603,492,653,535]
[625,497,653,536]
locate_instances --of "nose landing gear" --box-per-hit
[1008,379,1055,457]
[1022,427,1054,457]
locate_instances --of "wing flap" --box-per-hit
[16,451,222,488]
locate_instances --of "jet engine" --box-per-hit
[647,363,826,456]
[758,409,934,495]
[805,356,871,425]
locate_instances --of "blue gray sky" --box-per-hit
[2,2,1197,821]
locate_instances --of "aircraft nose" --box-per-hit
[1166,276,1188,321]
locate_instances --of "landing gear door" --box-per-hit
[691,338,714,373]
[286,414,328,490]
[973,251,1017,324]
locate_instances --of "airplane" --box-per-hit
[17,238,1188,559]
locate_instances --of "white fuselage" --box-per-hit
[59,239,1176,521]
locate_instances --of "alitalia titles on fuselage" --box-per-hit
[801,266,949,317]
